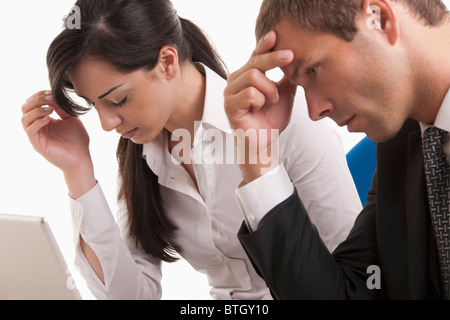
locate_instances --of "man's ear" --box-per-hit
[362,0,400,45]
[156,46,179,81]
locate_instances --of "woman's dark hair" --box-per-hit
[47,0,228,262]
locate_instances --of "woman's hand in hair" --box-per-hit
[223,31,297,184]
[21,90,96,199]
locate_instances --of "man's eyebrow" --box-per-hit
[98,84,125,100]
[291,59,306,80]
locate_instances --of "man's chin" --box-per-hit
[365,129,399,144]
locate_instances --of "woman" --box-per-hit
[21,0,362,299]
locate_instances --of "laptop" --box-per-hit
[0,213,82,300]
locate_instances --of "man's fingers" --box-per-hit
[229,31,293,83]
[229,49,294,84]
[251,30,294,73]
[225,68,280,105]
[249,49,294,75]
[253,31,277,57]
[224,30,296,130]
[278,75,298,97]
[225,86,266,118]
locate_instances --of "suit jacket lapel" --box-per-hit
[379,120,440,299]
[404,127,432,298]
[376,122,411,298]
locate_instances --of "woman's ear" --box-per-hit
[157,46,179,81]
[362,0,400,45]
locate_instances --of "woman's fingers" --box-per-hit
[21,106,54,130]
[21,91,55,115]
[21,91,58,150]
[21,90,74,132]
[25,90,51,103]
[25,116,51,145]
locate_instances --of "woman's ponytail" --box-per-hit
[179,17,228,80]
[117,139,181,262]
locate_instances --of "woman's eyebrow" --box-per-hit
[98,84,125,100]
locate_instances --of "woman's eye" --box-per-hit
[114,96,128,107]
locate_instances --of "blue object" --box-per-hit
[346,137,377,206]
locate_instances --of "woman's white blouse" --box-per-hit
[69,65,362,300]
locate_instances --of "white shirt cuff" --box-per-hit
[69,182,116,244]
[235,164,294,232]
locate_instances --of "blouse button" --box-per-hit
[82,226,91,235]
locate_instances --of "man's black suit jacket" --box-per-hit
[238,119,442,299]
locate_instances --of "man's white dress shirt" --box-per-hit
[419,89,450,164]
[69,64,362,300]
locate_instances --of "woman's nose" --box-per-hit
[96,106,121,132]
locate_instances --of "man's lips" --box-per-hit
[337,115,356,128]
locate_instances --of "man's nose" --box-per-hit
[305,91,333,121]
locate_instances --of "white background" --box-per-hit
[0,0,448,300]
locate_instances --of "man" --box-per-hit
[224,0,450,299]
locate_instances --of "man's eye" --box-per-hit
[306,66,318,76]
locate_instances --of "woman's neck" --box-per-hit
[165,62,206,144]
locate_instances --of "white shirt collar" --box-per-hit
[419,88,450,134]
[197,63,231,133]
[141,64,230,176]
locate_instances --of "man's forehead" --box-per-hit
[272,19,319,64]
[272,21,315,80]
[272,16,343,50]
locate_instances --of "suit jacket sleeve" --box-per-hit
[238,172,387,299]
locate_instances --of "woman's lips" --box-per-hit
[120,128,137,139]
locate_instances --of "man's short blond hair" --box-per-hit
[255,0,449,42]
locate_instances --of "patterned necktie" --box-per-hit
[422,126,450,299]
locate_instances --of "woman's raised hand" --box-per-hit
[21,90,96,198]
